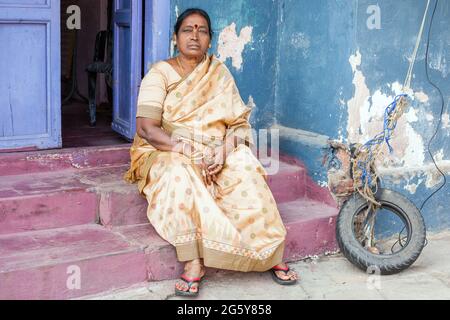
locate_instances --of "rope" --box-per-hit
[351,0,431,207]
[351,94,409,207]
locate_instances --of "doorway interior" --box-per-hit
[60,0,128,148]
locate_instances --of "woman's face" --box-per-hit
[175,13,211,59]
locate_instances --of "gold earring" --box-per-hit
[209,44,212,48]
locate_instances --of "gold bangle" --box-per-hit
[182,142,190,156]
[190,150,204,163]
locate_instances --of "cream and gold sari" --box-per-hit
[124,54,286,272]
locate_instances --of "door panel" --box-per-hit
[111,0,142,140]
[0,0,61,151]
[144,0,170,74]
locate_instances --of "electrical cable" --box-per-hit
[391,0,446,253]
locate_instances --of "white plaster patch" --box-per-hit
[337,128,344,142]
[425,171,443,189]
[442,113,450,129]
[346,52,427,170]
[247,95,256,109]
[435,149,444,162]
[415,91,429,103]
[405,108,419,123]
[247,95,257,126]
[347,50,370,142]
[217,23,253,70]
[290,32,310,58]
[425,112,434,122]
[429,50,449,78]
[404,179,423,194]
[402,123,425,168]
[318,180,328,188]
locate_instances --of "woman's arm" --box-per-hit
[137,117,215,185]
[136,117,187,154]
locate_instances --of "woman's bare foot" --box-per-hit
[175,259,206,294]
[273,262,298,281]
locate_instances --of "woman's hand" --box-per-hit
[207,142,234,179]
[200,159,214,185]
[184,144,215,186]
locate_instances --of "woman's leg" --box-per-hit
[175,258,206,293]
[272,262,299,280]
[214,144,299,281]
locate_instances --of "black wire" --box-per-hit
[391,0,446,254]
[420,0,447,213]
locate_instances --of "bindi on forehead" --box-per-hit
[184,23,206,29]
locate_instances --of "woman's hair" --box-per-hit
[174,8,213,39]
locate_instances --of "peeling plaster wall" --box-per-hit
[276,0,450,231]
[171,0,279,129]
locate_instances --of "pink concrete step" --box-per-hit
[0,144,131,177]
[0,168,101,235]
[0,159,305,234]
[0,198,338,299]
[0,224,148,300]
[278,199,339,260]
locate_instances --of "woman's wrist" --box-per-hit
[222,140,236,158]
[172,141,191,157]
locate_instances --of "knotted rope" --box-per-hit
[350,0,431,208]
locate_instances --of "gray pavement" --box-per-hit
[82,231,450,300]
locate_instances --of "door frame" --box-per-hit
[111,0,170,140]
[144,0,171,74]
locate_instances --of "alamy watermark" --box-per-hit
[366,265,382,290]
[66,5,81,30]
[66,265,81,290]
[367,4,381,30]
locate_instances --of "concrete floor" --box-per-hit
[82,231,450,300]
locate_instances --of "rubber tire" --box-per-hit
[336,188,426,275]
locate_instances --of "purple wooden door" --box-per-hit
[0,0,61,151]
[111,0,142,140]
[144,0,170,74]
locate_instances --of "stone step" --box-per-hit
[0,145,131,177]
[0,198,338,300]
[0,159,305,234]
[0,224,148,300]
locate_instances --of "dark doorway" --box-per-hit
[60,0,128,148]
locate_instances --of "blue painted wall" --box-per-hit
[171,0,450,231]
[276,0,450,232]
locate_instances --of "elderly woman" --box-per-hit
[125,8,298,297]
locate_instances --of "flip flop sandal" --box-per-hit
[175,274,203,297]
[270,266,298,285]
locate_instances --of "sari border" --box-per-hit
[175,240,285,272]
[137,150,162,194]
[164,54,214,94]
